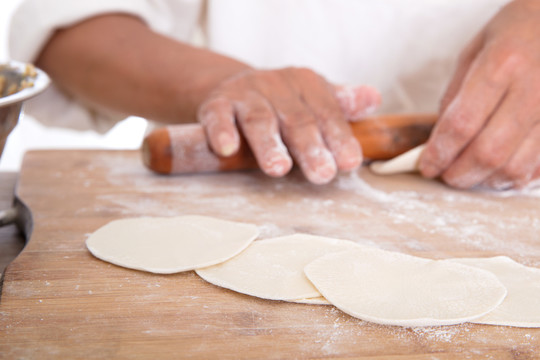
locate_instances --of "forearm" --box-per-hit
[36,14,251,124]
[35,13,382,185]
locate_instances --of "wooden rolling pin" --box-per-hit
[142,113,438,174]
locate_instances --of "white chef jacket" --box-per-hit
[8,0,510,133]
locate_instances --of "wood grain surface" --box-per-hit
[1,150,539,359]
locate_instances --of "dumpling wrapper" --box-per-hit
[305,248,507,327]
[451,256,540,328]
[370,144,425,175]
[86,215,259,274]
[196,234,360,301]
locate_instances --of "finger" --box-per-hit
[233,93,293,177]
[283,121,337,185]
[440,33,485,114]
[419,46,512,179]
[198,95,240,157]
[440,88,534,189]
[254,71,337,184]
[289,69,362,171]
[333,85,382,121]
[482,121,540,190]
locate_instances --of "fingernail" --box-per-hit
[308,149,337,185]
[338,141,363,171]
[342,86,381,120]
[264,152,293,177]
[313,161,338,185]
[363,105,377,116]
[362,86,381,107]
[218,133,238,157]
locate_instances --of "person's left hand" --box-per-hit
[419,0,540,190]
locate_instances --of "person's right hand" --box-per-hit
[198,67,381,184]
[419,0,540,190]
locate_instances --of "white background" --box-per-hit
[0,0,146,171]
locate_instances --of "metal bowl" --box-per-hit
[0,60,50,157]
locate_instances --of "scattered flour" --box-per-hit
[89,152,540,263]
[65,152,540,352]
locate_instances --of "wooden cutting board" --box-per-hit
[1,150,539,359]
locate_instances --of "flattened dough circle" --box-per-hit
[451,256,540,328]
[305,248,507,327]
[196,234,360,301]
[86,215,259,274]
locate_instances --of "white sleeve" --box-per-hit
[8,0,177,63]
[8,0,201,132]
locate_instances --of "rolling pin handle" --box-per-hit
[142,124,259,174]
[142,114,438,175]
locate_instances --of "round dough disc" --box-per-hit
[195,234,361,301]
[305,248,507,327]
[451,256,540,328]
[86,215,259,274]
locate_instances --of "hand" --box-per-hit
[198,67,380,184]
[33,14,380,185]
[419,0,540,190]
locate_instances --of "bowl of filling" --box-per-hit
[0,60,50,157]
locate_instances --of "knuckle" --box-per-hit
[487,46,530,82]
[499,49,530,69]
[445,112,477,142]
[222,69,252,86]
[279,110,316,129]
[198,96,231,121]
[316,106,344,123]
[240,108,275,126]
[201,95,229,110]
[256,69,280,83]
